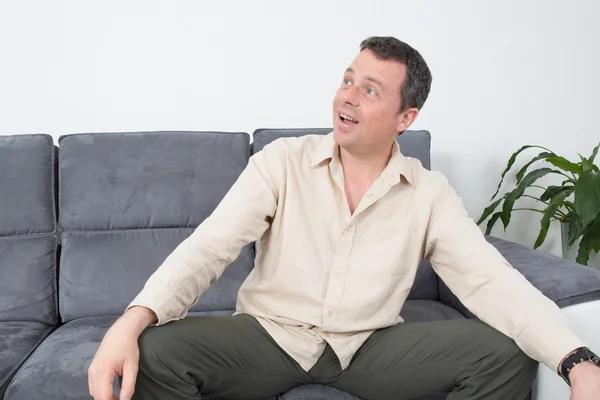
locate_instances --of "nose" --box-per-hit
[340,85,359,107]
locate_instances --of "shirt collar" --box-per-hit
[310,132,414,186]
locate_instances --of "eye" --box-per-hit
[366,88,376,96]
[343,78,352,86]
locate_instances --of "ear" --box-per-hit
[395,108,420,133]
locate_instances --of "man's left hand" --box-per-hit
[569,361,600,399]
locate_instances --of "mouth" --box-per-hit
[338,111,359,125]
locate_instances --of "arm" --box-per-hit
[424,174,587,374]
[126,140,286,325]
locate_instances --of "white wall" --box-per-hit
[1,0,599,256]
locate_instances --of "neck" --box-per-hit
[338,143,394,182]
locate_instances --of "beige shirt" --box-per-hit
[129,132,585,373]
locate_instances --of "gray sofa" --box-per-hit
[1,129,600,400]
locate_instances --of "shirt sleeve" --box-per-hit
[127,140,286,325]
[424,173,587,373]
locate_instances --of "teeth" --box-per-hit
[340,113,358,123]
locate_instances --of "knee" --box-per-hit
[137,326,174,370]
[476,323,538,372]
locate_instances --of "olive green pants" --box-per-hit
[132,313,537,400]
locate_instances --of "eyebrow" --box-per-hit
[345,67,385,90]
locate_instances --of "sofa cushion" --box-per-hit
[4,311,235,400]
[0,134,56,236]
[59,230,253,321]
[252,128,432,170]
[0,236,57,324]
[0,321,54,398]
[58,131,250,231]
[407,260,440,301]
[57,131,253,321]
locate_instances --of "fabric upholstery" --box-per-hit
[0,134,56,236]
[57,131,253,322]
[58,131,250,231]
[59,230,253,321]
[0,321,53,398]
[439,236,600,318]
[4,312,234,400]
[252,128,432,170]
[407,260,440,301]
[0,236,57,324]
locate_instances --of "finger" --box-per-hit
[120,361,139,400]
[96,368,115,400]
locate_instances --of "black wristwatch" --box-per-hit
[559,347,600,386]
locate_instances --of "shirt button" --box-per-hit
[335,270,341,276]
[328,310,334,316]
[343,230,349,236]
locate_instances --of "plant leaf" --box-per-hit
[540,185,573,202]
[516,152,553,184]
[577,214,600,266]
[574,171,600,225]
[546,156,582,175]
[576,240,591,266]
[501,168,561,229]
[534,189,571,248]
[582,214,600,253]
[589,142,600,166]
[579,153,592,172]
[501,198,515,229]
[490,145,553,200]
[485,211,503,235]
[567,212,585,247]
[477,198,503,226]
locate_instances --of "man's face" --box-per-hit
[332,49,409,154]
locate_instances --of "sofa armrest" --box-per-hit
[438,235,600,319]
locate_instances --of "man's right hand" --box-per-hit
[88,306,157,400]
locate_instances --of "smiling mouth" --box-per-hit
[339,113,358,123]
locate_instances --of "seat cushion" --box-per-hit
[0,321,54,397]
[5,311,235,400]
[252,128,432,170]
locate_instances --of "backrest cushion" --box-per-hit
[58,131,252,321]
[252,128,432,170]
[252,128,438,301]
[0,135,57,324]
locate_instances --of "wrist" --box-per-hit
[120,306,158,335]
[558,347,600,386]
[569,361,600,386]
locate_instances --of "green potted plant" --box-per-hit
[477,143,600,267]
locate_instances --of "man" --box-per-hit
[88,37,600,400]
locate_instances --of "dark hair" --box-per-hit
[360,36,432,112]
